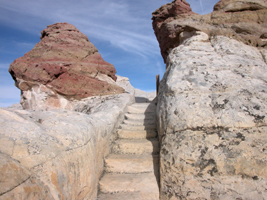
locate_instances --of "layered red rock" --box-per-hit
[9,23,124,110]
[152,0,267,63]
[152,0,197,62]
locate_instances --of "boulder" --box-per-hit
[9,22,125,110]
[115,75,135,95]
[0,93,134,199]
[157,32,267,199]
[152,0,267,62]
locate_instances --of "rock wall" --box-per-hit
[9,23,125,110]
[153,1,267,199]
[156,32,267,199]
[0,93,134,199]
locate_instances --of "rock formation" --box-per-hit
[153,0,267,199]
[9,22,125,110]
[0,93,134,199]
[152,0,267,62]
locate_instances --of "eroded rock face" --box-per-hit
[152,0,267,62]
[157,32,267,199]
[0,93,134,199]
[153,1,267,199]
[9,22,124,110]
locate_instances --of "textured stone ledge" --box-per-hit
[0,93,134,199]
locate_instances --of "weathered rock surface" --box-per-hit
[157,31,267,199]
[134,89,156,103]
[116,75,135,95]
[9,22,124,110]
[152,0,267,62]
[0,93,134,199]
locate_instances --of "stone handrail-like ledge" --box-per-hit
[0,93,134,199]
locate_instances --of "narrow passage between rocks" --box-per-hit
[97,98,159,200]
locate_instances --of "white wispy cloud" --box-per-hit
[0,0,219,105]
[0,0,218,58]
[0,0,167,59]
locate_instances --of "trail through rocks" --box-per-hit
[97,100,159,200]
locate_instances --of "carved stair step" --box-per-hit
[112,139,159,155]
[99,173,159,198]
[130,103,156,108]
[127,104,156,114]
[125,113,155,121]
[123,118,156,126]
[97,191,159,200]
[119,123,156,131]
[105,154,159,174]
[117,129,157,139]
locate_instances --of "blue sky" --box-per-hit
[0,0,219,107]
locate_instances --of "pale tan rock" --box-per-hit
[98,191,158,200]
[105,154,158,174]
[119,123,156,130]
[125,113,155,121]
[99,173,159,197]
[157,33,267,199]
[134,89,156,103]
[0,154,31,196]
[122,118,156,126]
[112,139,159,155]
[0,93,133,199]
[127,104,156,113]
[116,75,135,95]
[117,129,157,139]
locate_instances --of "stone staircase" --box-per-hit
[97,102,159,200]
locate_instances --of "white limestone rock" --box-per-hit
[0,93,133,199]
[134,88,156,103]
[157,32,267,199]
[115,75,135,95]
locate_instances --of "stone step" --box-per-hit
[127,105,156,114]
[125,113,155,121]
[99,173,159,198]
[117,129,157,139]
[119,124,156,131]
[112,139,159,155]
[130,103,156,108]
[98,191,159,200]
[123,118,156,126]
[105,154,159,174]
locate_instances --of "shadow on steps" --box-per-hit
[143,97,160,190]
